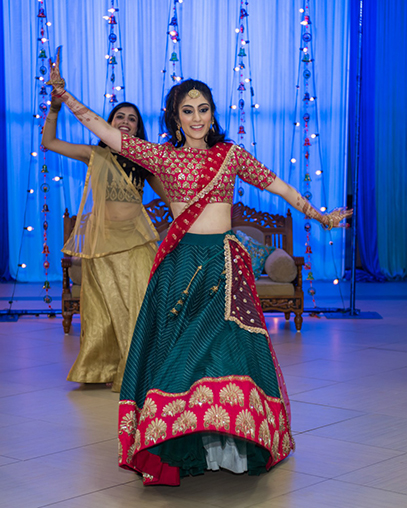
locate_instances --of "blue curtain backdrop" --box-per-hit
[0,0,10,280]
[349,0,407,281]
[3,0,350,282]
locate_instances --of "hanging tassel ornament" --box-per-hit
[169,265,202,318]
[209,269,226,297]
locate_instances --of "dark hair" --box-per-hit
[99,102,147,147]
[161,79,226,148]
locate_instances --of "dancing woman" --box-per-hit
[42,83,169,392]
[48,55,351,484]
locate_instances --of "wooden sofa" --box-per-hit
[62,200,304,332]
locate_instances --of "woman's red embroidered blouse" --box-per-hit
[120,133,276,204]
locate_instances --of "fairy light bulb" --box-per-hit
[234,66,240,72]
[291,158,296,163]
[299,8,305,13]
[105,54,110,59]
[18,263,27,268]
[333,279,339,285]
[24,226,34,232]
[31,152,38,157]
[230,105,237,110]
[28,189,34,194]
[315,170,322,175]
[53,176,62,182]
[320,206,327,212]
[294,122,300,126]
[254,104,260,109]
[235,28,240,33]
[46,22,52,26]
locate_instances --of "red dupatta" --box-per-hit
[148,142,236,282]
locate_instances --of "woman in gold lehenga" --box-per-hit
[42,96,169,392]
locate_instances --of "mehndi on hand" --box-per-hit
[47,46,66,98]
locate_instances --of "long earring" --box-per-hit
[211,117,215,133]
[176,124,182,142]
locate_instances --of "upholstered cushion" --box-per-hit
[255,276,295,297]
[265,248,297,283]
[235,230,275,280]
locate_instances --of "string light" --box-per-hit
[227,0,260,204]
[24,226,34,231]
[18,264,27,269]
[158,0,185,141]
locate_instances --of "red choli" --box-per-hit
[120,134,276,205]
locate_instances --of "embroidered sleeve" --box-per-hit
[120,132,166,177]
[235,147,276,190]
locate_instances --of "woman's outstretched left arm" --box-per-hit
[47,47,121,152]
[266,176,352,229]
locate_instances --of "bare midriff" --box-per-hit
[171,202,232,234]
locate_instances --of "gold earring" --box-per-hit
[211,117,215,133]
[176,125,182,143]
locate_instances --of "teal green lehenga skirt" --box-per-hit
[118,231,294,486]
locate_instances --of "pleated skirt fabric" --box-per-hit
[67,242,156,392]
[119,231,294,485]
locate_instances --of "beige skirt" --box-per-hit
[67,242,156,392]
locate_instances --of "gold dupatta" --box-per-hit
[63,145,158,259]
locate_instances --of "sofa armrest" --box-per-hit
[61,257,72,293]
[292,256,304,290]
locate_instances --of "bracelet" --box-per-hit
[51,89,66,99]
[321,215,334,231]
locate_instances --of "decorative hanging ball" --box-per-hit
[43,295,52,304]
[303,113,310,122]
[238,125,246,135]
[108,15,117,25]
[43,221,48,231]
[41,183,50,193]
[304,137,311,146]
[304,173,312,182]
[237,82,246,92]
[305,245,312,254]
[302,54,310,63]
[303,69,311,79]
[41,204,50,213]
[238,47,247,57]
[41,165,49,173]
[307,287,316,296]
[304,222,311,232]
[238,187,244,197]
[38,49,47,59]
[109,56,117,65]
[108,33,117,43]
[43,280,51,290]
[239,99,245,110]
[40,65,47,75]
[304,190,312,201]
[302,33,312,42]
[170,52,179,62]
[37,8,46,18]
[43,261,50,269]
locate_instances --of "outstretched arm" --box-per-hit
[42,96,92,164]
[47,47,121,152]
[266,176,352,229]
